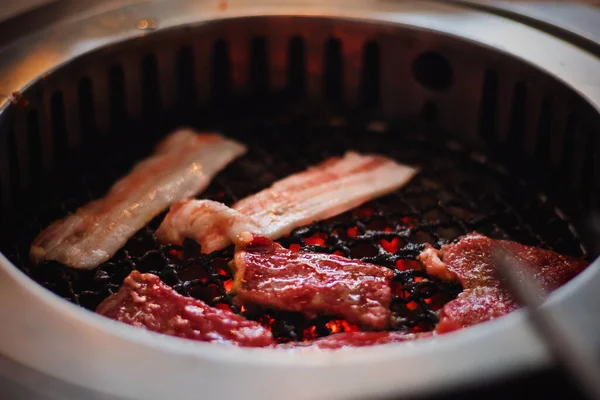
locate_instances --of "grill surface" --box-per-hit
[0,3,600,399]
[1,108,588,343]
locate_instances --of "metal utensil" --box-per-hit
[493,248,600,400]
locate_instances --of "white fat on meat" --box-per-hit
[155,151,419,253]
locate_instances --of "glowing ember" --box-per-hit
[304,232,328,246]
[303,325,319,340]
[289,243,301,252]
[380,237,401,253]
[347,227,358,238]
[400,216,416,228]
[167,248,183,260]
[396,259,421,271]
[325,319,360,334]
[224,279,233,292]
[257,314,276,328]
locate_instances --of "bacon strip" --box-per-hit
[232,234,395,329]
[96,271,274,347]
[155,151,418,253]
[417,233,589,333]
[31,130,246,269]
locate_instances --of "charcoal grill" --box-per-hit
[1,1,600,399]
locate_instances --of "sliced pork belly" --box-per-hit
[31,130,246,269]
[155,200,262,253]
[417,233,589,333]
[96,271,274,347]
[155,151,418,253]
[280,331,431,349]
[232,234,395,329]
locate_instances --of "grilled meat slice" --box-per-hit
[31,130,246,269]
[232,234,395,329]
[97,271,274,347]
[156,151,418,253]
[418,233,589,333]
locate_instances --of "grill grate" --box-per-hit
[1,110,588,343]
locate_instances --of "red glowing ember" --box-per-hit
[380,237,401,253]
[167,248,183,260]
[304,232,328,246]
[395,259,422,271]
[303,325,319,340]
[401,217,416,228]
[325,319,360,334]
[289,243,301,252]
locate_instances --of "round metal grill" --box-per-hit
[1,109,587,343]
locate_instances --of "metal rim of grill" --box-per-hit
[0,1,600,400]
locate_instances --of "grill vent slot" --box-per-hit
[250,36,269,99]
[324,37,343,104]
[580,128,596,208]
[535,95,554,164]
[478,69,499,142]
[108,64,128,136]
[287,36,306,100]
[50,91,68,165]
[360,41,380,110]
[562,113,579,185]
[26,110,42,188]
[175,46,197,121]
[7,127,19,204]
[211,39,231,106]
[508,82,527,151]
[78,76,96,149]
[571,121,590,198]
[141,53,162,124]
